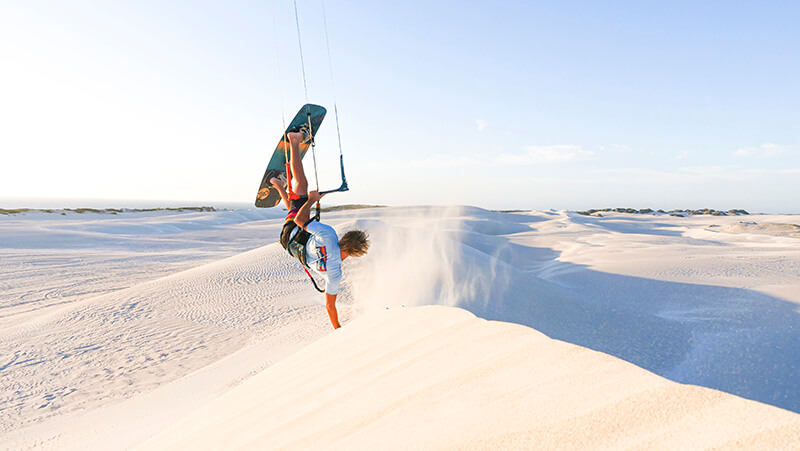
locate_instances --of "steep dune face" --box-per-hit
[339,207,800,413]
[140,306,800,450]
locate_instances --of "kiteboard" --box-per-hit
[255,104,327,208]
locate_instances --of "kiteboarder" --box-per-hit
[271,128,369,329]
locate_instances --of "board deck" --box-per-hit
[255,104,326,208]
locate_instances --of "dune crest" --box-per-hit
[139,306,800,450]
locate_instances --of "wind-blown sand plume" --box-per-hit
[343,206,508,313]
[139,306,800,450]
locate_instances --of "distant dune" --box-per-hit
[0,206,217,215]
[721,222,800,237]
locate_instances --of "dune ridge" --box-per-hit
[140,306,800,450]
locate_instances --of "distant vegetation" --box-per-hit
[577,208,750,217]
[0,205,754,218]
[0,207,217,216]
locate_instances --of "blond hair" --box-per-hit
[339,230,369,257]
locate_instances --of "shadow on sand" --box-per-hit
[346,208,800,414]
[452,226,800,414]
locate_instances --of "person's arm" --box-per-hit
[293,190,322,228]
[326,293,341,329]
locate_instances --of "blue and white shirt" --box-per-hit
[303,221,343,295]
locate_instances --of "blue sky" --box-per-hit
[1,1,798,212]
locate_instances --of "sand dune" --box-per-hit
[347,208,800,412]
[1,209,339,448]
[140,306,800,450]
[721,221,800,237]
[2,207,800,449]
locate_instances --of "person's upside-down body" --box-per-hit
[272,128,369,329]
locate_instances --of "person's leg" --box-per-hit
[287,131,308,197]
[270,176,291,210]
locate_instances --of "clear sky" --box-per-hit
[1,1,799,212]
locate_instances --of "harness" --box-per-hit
[283,219,325,293]
[286,226,312,268]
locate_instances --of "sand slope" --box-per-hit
[346,207,800,412]
[3,207,800,449]
[0,209,344,448]
[139,306,800,450]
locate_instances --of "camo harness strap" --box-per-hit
[286,222,325,293]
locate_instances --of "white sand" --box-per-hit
[1,209,341,448]
[2,207,799,449]
[722,221,800,238]
[139,305,800,450]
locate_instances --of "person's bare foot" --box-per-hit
[287,126,310,144]
[270,175,286,189]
